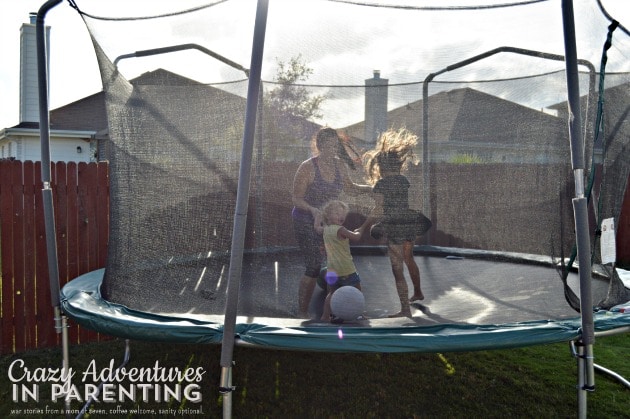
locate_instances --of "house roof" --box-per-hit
[342,87,564,146]
[51,92,108,132]
[8,89,107,133]
[131,68,213,86]
[549,80,630,115]
[9,68,244,135]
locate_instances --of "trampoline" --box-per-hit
[33,0,630,417]
[61,246,629,353]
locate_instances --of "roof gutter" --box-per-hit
[2,127,96,139]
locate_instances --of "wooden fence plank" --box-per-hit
[49,162,69,346]
[65,162,79,284]
[22,161,37,350]
[1,161,16,354]
[82,163,99,273]
[65,162,80,345]
[55,162,68,292]
[94,162,110,343]
[11,162,26,352]
[78,162,99,343]
[96,162,109,268]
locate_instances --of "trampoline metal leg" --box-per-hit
[57,309,72,418]
[220,366,233,419]
[594,362,630,390]
[576,342,587,419]
[571,340,595,419]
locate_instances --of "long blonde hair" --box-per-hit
[363,128,418,186]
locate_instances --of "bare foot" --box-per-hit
[388,310,412,318]
[410,293,424,302]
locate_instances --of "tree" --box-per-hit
[265,54,325,121]
[260,55,326,161]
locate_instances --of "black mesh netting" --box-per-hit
[69,0,629,321]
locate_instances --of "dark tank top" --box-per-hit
[292,157,343,222]
[373,175,410,217]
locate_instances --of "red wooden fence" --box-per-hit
[0,160,109,354]
[1,160,629,355]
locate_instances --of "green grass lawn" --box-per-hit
[1,333,628,418]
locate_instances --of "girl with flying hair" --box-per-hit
[361,128,431,317]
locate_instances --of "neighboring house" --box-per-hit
[94,67,320,164]
[549,81,630,148]
[0,56,321,165]
[0,93,107,163]
[0,14,103,163]
[343,87,569,164]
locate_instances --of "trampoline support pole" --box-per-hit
[571,339,630,390]
[219,365,233,417]
[561,1,595,418]
[36,0,71,415]
[58,307,71,418]
[219,1,269,418]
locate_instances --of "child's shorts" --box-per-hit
[326,271,361,290]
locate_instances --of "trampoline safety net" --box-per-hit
[60,0,630,352]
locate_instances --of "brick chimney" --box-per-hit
[20,13,50,125]
[364,70,388,143]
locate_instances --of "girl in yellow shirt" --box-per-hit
[319,200,363,323]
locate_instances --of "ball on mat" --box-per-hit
[370,223,385,240]
[330,286,365,321]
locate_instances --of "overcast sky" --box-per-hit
[1,0,628,130]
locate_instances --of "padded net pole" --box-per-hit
[219,1,269,417]
[561,1,595,416]
[37,0,63,321]
[36,0,71,415]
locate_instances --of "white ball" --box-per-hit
[330,286,365,321]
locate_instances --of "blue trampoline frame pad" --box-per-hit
[61,269,630,353]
